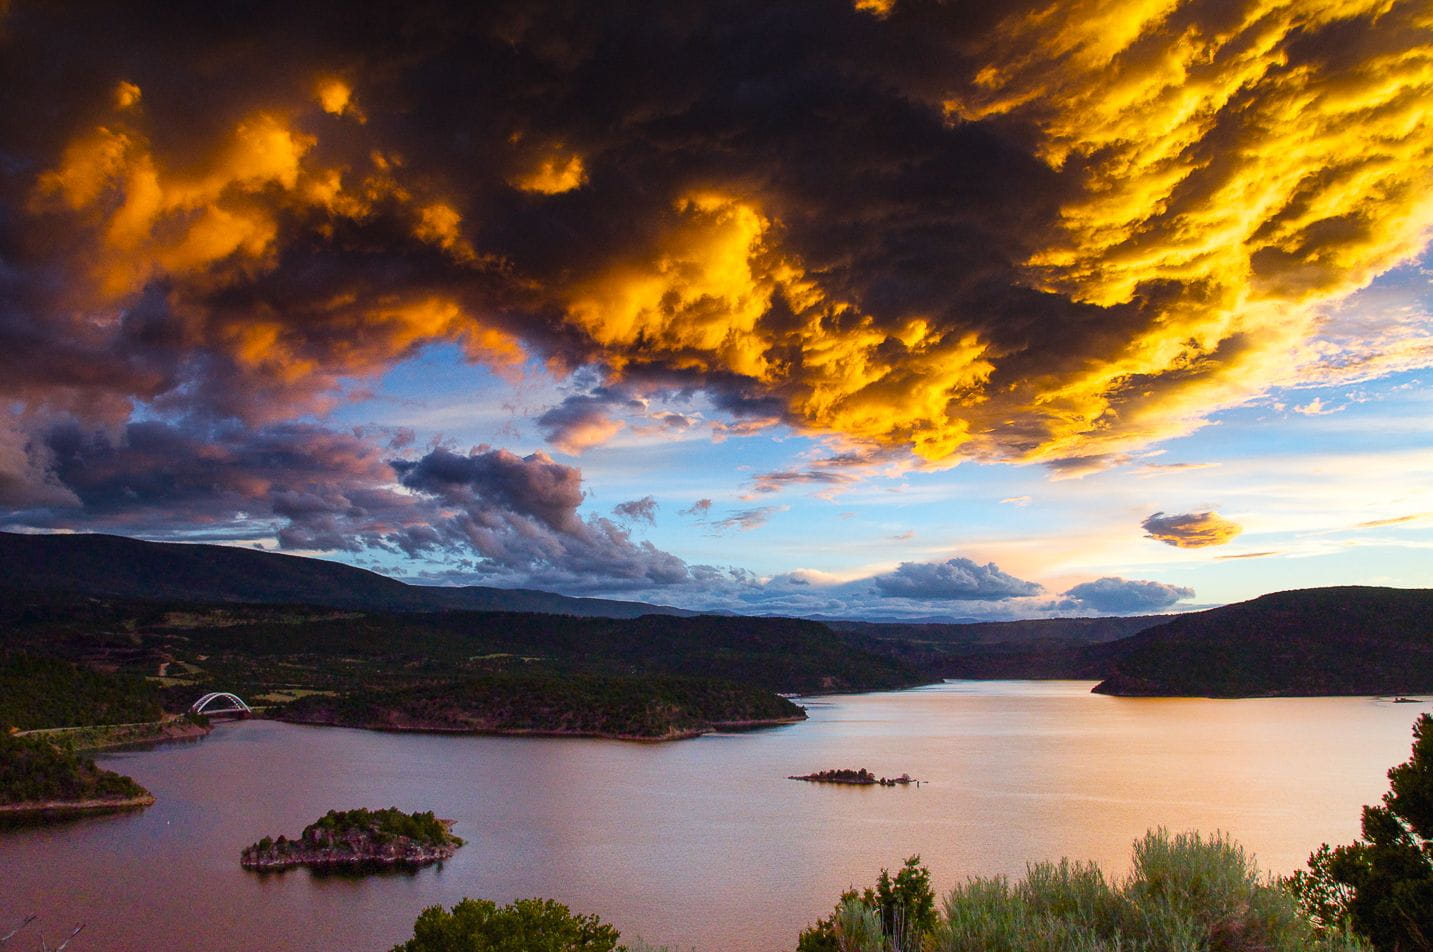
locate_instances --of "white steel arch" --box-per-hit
[190,692,252,715]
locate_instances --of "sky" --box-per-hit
[1,0,1430,621]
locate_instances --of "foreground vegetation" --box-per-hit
[387,832,1364,951]
[279,672,805,739]
[391,897,687,952]
[1289,713,1433,951]
[797,833,1364,952]
[0,732,151,811]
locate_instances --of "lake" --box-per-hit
[2,681,1424,951]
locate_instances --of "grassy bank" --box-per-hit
[18,715,211,752]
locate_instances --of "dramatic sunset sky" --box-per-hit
[1,1,1430,619]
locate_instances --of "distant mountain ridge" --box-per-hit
[1091,586,1433,696]
[0,531,694,619]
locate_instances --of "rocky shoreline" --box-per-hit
[279,711,806,742]
[0,793,156,819]
[241,809,463,871]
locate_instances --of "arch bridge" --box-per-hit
[190,692,252,717]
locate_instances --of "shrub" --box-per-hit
[1291,714,1433,951]
[804,831,1366,952]
[797,856,936,952]
[393,897,623,952]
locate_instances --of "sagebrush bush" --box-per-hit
[810,830,1368,952]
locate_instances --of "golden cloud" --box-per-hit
[538,1,1432,467]
[951,0,1433,464]
[566,191,995,459]
[1142,510,1243,548]
[10,3,1432,471]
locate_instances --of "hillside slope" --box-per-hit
[0,531,691,618]
[1092,586,1433,697]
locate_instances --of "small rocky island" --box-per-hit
[241,808,463,871]
[789,767,917,786]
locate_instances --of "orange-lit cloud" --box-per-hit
[1142,510,1243,548]
[19,81,519,422]
[3,0,1432,524]
[950,0,1433,466]
[316,78,361,120]
[566,191,995,460]
[511,153,587,195]
[113,81,141,109]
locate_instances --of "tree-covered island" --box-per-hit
[241,808,463,871]
[789,768,916,786]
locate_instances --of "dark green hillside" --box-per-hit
[0,653,162,731]
[836,615,1166,679]
[0,530,691,618]
[0,593,920,700]
[280,672,805,739]
[0,733,149,806]
[1093,586,1433,697]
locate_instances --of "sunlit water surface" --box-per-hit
[3,681,1424,951]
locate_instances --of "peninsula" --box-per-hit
[241,808,463,871]
[0,732,154,819]
[278,672,807,741]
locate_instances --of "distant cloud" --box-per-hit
[1293,397,1340,416]
[890,530,915,541]
[1214,550,1281,560]
[1142,511,1242,548]
[536,394,631,454]
[1132,462,1220,478]
[1000,496,1031,506]
[679,498,713,518]
[1354,513,1428,529]
[873,558,1042,601]
[748,469,856,496]
[1061,577,1194,614]
[712,506,783,533]
[613,496,657,525]
[1045,455,1132,480]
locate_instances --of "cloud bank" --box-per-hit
[0,0,1429,602]
[1061,577,1195,613]
[873,558,1043,601]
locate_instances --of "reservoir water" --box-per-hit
[3,681,1425,951]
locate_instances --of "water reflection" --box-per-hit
[1,681,1423,952]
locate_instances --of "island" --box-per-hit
[0,732,154,819]
[240,807,463,871]
[789,768,917,786]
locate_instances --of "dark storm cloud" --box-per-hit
[1061,577,1194,613]
[872,558,1042,600]
[391,447,691,588]
[3,420,693,590]
[0,0,1428,570]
